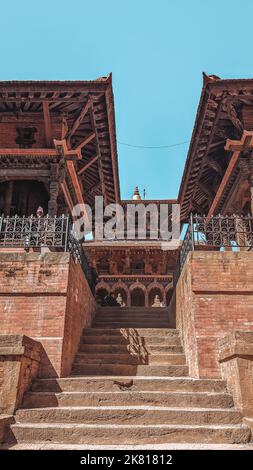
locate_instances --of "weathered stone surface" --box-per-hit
[0,335,41,414]
[218,331,253,417]
[0,415,14,444]
[10,422,251,445]
[7,308,251,447]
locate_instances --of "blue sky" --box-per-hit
[1,0,253,199]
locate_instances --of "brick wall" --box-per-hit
[0,118,61,148]
[0,252,96,377]
[0,335,41,413]
[176,251,253,378]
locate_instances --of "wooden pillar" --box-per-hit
[145,288,148,307]
[4,181,13,215]
[126,288,131,307]
[48,181,59,216]
[125,251,131,274]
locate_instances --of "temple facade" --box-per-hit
[0,74,253,448]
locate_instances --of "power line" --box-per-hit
[117,140,189,149]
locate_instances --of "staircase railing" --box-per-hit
[174,213,253,284]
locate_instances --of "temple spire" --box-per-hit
[132,186,141,200]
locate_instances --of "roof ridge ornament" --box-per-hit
[202,72,221,86]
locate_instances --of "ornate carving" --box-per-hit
[223,99,243,133]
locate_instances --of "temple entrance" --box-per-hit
[130,288,145,306]
[0,180,49,216]
[96,287,110,306]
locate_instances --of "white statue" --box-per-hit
[152,294,161,307]
[116,293,126,307]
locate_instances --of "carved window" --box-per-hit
[97,258,109,274]
[16,127,37,148]
[131,260,145,274]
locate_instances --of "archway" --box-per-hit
[113,288,127,306]
[96,287,110,306]
[148,287,163,307]
[130,288,145,307]
[166,289,173,307]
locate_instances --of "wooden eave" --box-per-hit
[178,75,253,220]
[0,75,120,206]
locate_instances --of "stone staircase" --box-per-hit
[8,307,252,447]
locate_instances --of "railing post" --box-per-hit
[190,213,194,251]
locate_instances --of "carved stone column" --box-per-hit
[48,180,59,216]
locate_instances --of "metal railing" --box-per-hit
[175,214,253,283]
[0,214,95,292]
[0,214,69,249]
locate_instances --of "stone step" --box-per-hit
[73,353,186,365]
[80,334,181,345]
[11,422,251,445]
[92,322,171,328]
[31,377,228,394]
[71,364,189,377]
[96,308,168,313]
[83,328,178,336]
[16,406,243,426]
[95,314,170,320]
[22,391,234,409]
[78,344,184,354]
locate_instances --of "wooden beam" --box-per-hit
[66,99,91,145]
[75,132,95,151]
[53,139,82,160]
[204,157,223,176]
[66,161,84,205]
[60,181,74,213]
[207,151,240,217]
[0,148,58,157]
[42,101,52,147]
[225,130,253,152]
[207,130,253,217]
[197,181,214,200]
[66,161,90,226]
[78,155,98,176]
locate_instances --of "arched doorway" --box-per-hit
[130,288,145,306]
[113,287,127,307]
[0,180,49,216]
[96,287,109,306]
[148,287,163,307]
[166,289,173,307]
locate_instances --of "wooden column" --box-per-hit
[4,181,13,215]
[48,181,59,216]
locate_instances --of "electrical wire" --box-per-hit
[117,140,189,149]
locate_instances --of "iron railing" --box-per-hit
[0,214,69,249]
[175,214,253,283]
[0,214,95,291]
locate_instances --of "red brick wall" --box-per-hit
[176,251,253,378]
[0,118,61,148]
[0,252,96,377]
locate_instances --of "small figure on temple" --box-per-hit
[116,292,126,307]
[36,206,44,218]
[152,294,162,307]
